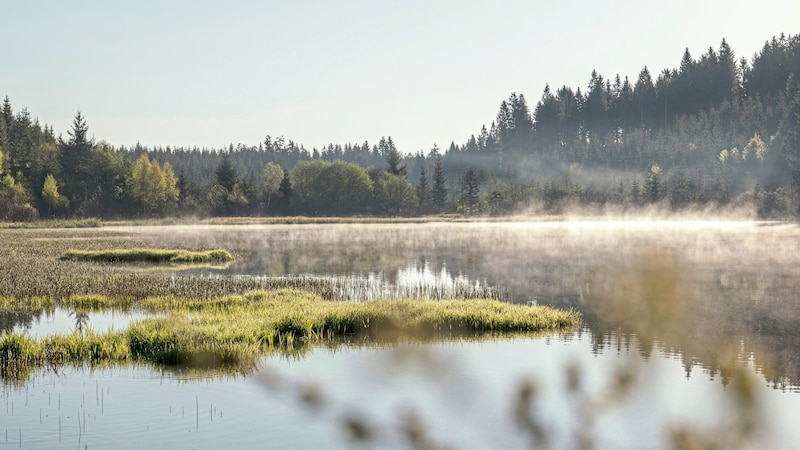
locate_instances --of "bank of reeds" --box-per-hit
[0,289,579,374]
[0,228,579,377]
[228,274,506,301]
[1,268,504,302]
[61,248,234,264]
[0,218,103,229]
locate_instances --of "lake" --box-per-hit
[2,220,800,448]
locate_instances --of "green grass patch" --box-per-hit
[61,248,234,264]
[0,289,579,377]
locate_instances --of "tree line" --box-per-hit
[1,33,799,220]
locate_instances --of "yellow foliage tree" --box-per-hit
[262,161,283,212]
[41,174,67,216]
[129,154,180,215]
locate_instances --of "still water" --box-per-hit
[3,220,800,448]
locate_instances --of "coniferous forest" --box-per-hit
[2,33,800,221]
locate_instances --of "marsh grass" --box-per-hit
[0,218,103,229]
[230,273,506,301]
[0,289,579,376]
[0,295,133,312]
[61,248,234,264]
[0,228,579,377]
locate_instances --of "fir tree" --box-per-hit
[416,164,431,212]
[462,167,480,215]
[383,136,407,177]
[432,156,447,212]
[215,153,239,192]
[278,171,293,214]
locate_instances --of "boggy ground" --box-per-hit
[0,228,579,381]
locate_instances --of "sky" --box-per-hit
[2,0,799,154]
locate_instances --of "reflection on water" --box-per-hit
[223,261,504,301]
[2,308,150,337]
[115,221,800,389]
[1,334,799,449]
[395,261,503,300]
[2,221,798,447]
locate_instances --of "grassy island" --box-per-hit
[61,248,234,264]
[0,289,579,375]
[0,228,579,381]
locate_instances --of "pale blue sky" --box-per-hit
[2,1,798,153]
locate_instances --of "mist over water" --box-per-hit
[3,220,798,448]
[104,220,800,388]
[108,220,800,305]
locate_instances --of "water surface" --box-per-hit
[3,220,799,448]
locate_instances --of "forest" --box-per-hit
[1,33,799,221]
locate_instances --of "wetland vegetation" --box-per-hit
[2,13,798,447]
[61,247,234,264]
[1,222,799,448]
[0,228,578,382]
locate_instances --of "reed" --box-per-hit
[0,228,580,378]
[61,248,234,264]
[0,218,103,229]
[132,288,579,352]
[0,289,579,376]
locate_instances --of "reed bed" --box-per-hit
[0,218,103,229]
[0,229,497,301]
[228,274,507,302]
[61,248,234,263]
[1,265,504,303]
[0,228,579,379]
[0,289,578,375]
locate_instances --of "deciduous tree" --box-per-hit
[263,162,283,213]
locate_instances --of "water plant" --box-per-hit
[0,288,579,376]
[0,224,580,376]
[61,248,234,263]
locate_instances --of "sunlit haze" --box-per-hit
[2,0,799,153]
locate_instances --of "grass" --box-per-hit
[0,218,103,229]
[104,215,566,227]
[0,227,579,379]
[61,248,234,263]
[0,289,579,375]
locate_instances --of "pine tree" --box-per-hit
[58,111,94,211]
[462,167,480,215]
[634,67,656,131]
[278,171,293,215]
[432,156,447,212]
[416,164,431,212]
[383,136,407,177]
[717,38,740,103]
[67,111,89,146]
[215,153,239,192]
[630,180,641,209]
[779,83,800,210]
[0,108,8,152]
[646,164,663,203]
[1,97,12,137]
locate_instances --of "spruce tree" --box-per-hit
[432,156,447,212]
[645,164,663,203]
[278,171,293,214]
[463,167,480,215]
[416,164,431,211]
[215,153,239,192]
[383,136,407,177]
[58,111,94,211]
